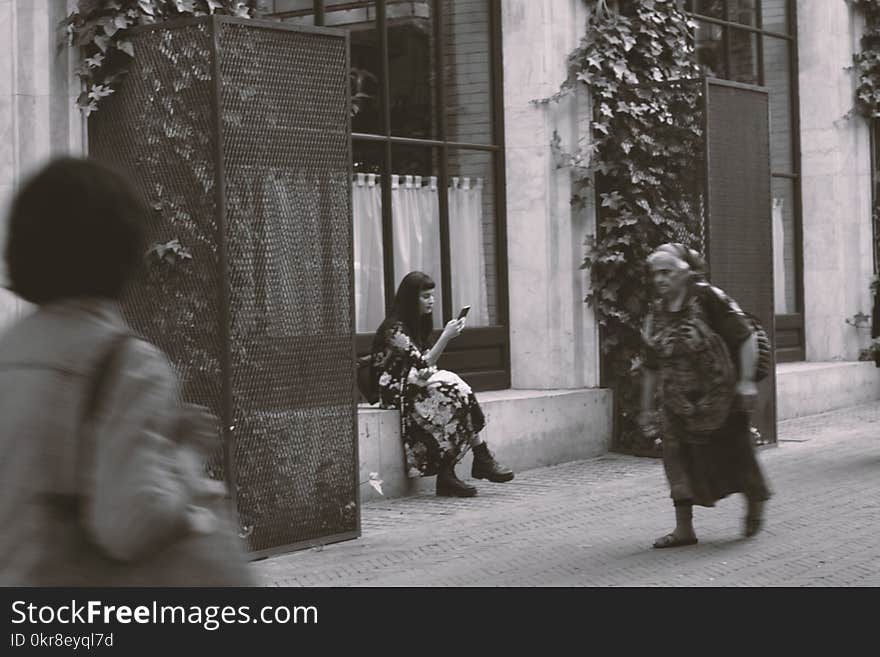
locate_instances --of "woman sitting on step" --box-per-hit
[371,271,514,497]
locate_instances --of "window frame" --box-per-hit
[686,0,804,361]
[266,0,511,390]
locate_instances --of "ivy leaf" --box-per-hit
[117,40,135,58]
[600,191,624,211]
[138,0,156,15]
[93,34,111,52]
[611,60,629,80]
[368,472,384,496]
[206,0,224,14]
[84,53,105,69]
[174,0,197,13]
[621,34,637,51]
[232,2,251,17]
[88,84,115,101]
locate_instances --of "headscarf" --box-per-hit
[647,242,706,280]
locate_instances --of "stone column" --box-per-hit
[501,0,601,389]
[798,0,875,361]
[0,0,83,285]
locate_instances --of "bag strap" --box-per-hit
[82,333,132,428]
[70,333,133,505]
[44,332,133,519]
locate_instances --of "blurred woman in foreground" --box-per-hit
[0,158,251,585]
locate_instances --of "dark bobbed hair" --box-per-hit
[5,157,146,304]
[382,271,436,349]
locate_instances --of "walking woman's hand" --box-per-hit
[637,411,660,438]
[736,380,758,412]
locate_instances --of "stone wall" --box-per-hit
[797,0,875,361]
[501,0,601,389]
[0,0,83,285]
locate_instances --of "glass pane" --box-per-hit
[352,141,386,333]
[761,0,790,35]
[695,20,726,78]
[319,1,383,136]
[442,0,494,146]
[763,36,794,173]
[687,0,725,20]
[728,28,759,85]
[726,0,757,27]
[447,149,498,327]
[771,177,797,314]
[264,0,316,24]
[388,1,436,139]
[391,146,444,328]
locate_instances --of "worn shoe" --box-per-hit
[471,443,514,483]
[436,462,477,497]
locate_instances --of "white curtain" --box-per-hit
[353,173,386,333]
[449,176,489,326]
[392,175,443,329]
[772,196,787,314]
[352,174,490,332]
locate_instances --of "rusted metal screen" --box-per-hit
[89,16,358,556]
[703,79,777,444]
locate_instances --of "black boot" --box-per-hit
[471,442,514,483]
[436,458,477,497]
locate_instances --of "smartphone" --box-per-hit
[457,305,471,320]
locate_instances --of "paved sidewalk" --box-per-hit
[253,403,880,586]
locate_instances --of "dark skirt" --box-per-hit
[661,409,771,508]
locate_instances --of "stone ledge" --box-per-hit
[776,360,880,421]
[357,388,613,502]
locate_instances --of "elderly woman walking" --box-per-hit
[639,243,771,548]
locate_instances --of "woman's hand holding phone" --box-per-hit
[442,319,464,341]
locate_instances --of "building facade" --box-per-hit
[2,1,879,500]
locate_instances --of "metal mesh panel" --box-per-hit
[89,22,227,478]
[217,21,356,552]
[89,17,357,555]
[704,80,776,443]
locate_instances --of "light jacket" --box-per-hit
[0,298,194,585]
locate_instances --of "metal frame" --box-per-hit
[209,17,238,514]
[97,13,361,556]
[702,77,778,443]
[267,0,511,391]
[688,0,805,361]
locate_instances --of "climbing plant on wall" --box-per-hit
[852,0,880,279]
[853,0,880,117]
[63,0,256,116]
[538,0,705,453]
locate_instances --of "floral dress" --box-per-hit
[372,320,485,478]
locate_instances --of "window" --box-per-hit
[685,0,803,360]
[262,0,510,390]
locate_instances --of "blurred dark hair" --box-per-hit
[5,157,146,304]
[387,271,436,349]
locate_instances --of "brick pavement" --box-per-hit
[253,402,880,586]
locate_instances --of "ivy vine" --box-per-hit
[853,0,880,117]
[63,0,256,116]
[540,0,704,453]
[852,0,880,286]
